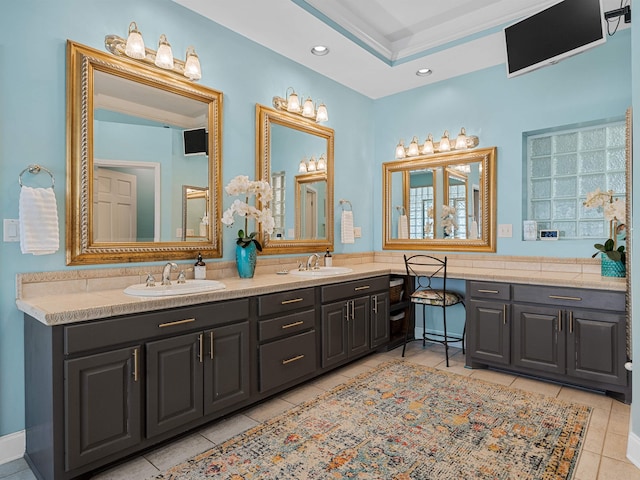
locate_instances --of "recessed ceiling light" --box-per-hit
[311,45,329,56]
[416,68,433,76]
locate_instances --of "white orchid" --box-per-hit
[222,175,275,249]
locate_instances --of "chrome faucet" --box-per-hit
[307,253,321,270]
[162,262,178,286]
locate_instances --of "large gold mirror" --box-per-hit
[383,147,497,251]
[66,40,222,265]
[256,104,334,254]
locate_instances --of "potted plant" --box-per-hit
[584,188,626,277]
[221,175,275,278]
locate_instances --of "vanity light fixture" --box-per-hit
[394,128,479,159]
[273,88,329,123]
[298,154,327,173]
[105,21,203,81]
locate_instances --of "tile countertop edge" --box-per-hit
[15,262,626,326]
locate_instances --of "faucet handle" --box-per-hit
[177,270,187,284]
[145,273,156,287]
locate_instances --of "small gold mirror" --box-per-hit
[66,40,223,264]
[256,104,334,254]
[383,147,497,251]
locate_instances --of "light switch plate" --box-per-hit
[353,227,362,238]
[3,219,20,242]
[498,224,513,238]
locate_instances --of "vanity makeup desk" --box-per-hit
[16,257,627,480]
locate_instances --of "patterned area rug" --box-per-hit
[155,360,591,479]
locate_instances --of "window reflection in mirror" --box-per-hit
[383,147,496,252]
[182,185,209,241]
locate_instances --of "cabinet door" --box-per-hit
[146,332,203,438]
[65,346,142,470]
[203,322,251,416]
[349,296,371,357]
[512,304,565,375]
[468,299,510,365]
[321,301,349,368]
[371,292,390,349]
[567,309,626,386]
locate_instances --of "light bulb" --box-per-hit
[315,103,328,122]
[439,130,451,152]
[407,136,420,156]
[395,140,406,159]
[421,134,434,155]
[302,97,315,118]
[455,127,467,150]
[183,46,202,80]
[155,34,174,69]
[124,22,146,59]
[287,91,300,112]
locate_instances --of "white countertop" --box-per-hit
[16,259,625,326]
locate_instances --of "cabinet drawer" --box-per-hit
[321,276,389,303]
[468,281,510,301]
[259,309,315,342]
[64,299,249,355]
[512,284,625,311]
[258,288,315,317]
[259,330,316,392]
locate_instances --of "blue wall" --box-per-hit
[0,0,635,447]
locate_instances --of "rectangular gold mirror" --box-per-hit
[66,40,223,264]
[383,147,497,252]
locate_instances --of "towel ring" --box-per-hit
[339,199,352,211]
[396,205,406,215]
[19,164,55,189]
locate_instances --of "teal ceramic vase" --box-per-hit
[236,242,257,278]
[601,253,625,278]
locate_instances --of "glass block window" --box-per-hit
[526,120,625,239]
[449,184,467,239]
[409,186,433,239]
[270,171,285,237]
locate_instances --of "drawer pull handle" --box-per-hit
[158,318,196,328]
[282,321,304,329]
[503,304,507,325]
[281,298,304,305]
[478,289,499,294]
[570,311,574,333]
[354,285,370,291]
[373,295,378,314]
[198,334,204,363]
[133,348,139,382]
[282,354,304,365]
[549,295,582,301]
[210,332,214,360]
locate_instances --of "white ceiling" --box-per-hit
[173,0,626,99]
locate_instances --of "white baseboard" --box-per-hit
[0,430,25,465]
[627,430,640,468]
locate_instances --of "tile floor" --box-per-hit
[1,343,639,480]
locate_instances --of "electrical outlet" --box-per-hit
[353,227,362,238]
[3,219,19,242]
[498,224,513,238]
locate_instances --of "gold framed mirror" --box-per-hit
[66,40,223,265]
[383,146,497,251]
[256,104,334,254]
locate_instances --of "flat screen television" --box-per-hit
[504,0,606,78]
[183,128,208,156]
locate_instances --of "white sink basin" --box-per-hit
[124,279,226,297]
[288,266,354,277]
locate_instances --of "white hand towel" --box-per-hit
[398,214,409,239]
[19,186,60,255]
[341,210,355,244]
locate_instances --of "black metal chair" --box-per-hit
[402,254,465,366]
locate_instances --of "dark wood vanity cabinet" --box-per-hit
[320,276,389,368]
[467,281,629,402]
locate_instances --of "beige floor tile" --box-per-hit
[242,398,294,423]
[144,433,214,471]
[199,414,259,445]
[611,400,631,416]
[310,371,351,391]
[279,383,325,405]
[602,431,632,463]
[436,356,474,376]
[557,387,613,411]
[597,456,640,479]
[91,457,158,480]
[405,349,449,367]
[589,408,611,430]
[468,368,517,386]
[573,450,600,480]
[335,362,374,378]
[510,376,562,397]
[608,411,631,437]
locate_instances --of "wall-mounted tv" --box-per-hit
[183,128,208,156]
[504,0,606,78]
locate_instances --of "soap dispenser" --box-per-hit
[324,248,333,267]
[194,253,207,280]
